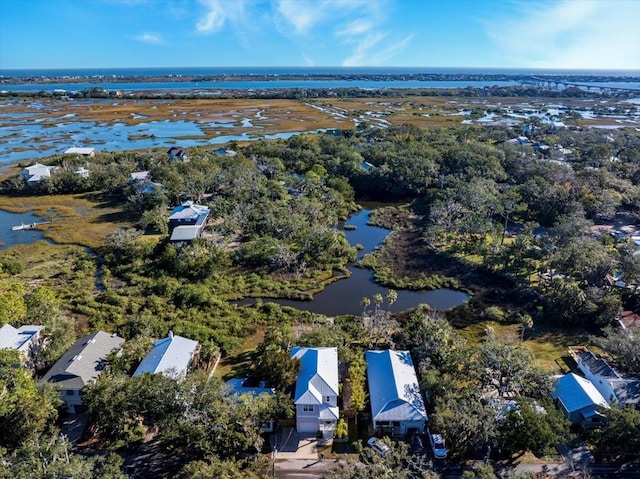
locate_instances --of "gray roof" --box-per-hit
[0,324,44,352]
[291,347,339,404]
[578,351,621,379]
[133,332,198,379]
[170,225,200,241]
[551,373,609,413]
[40,331,124,388]
[366,350,427,423]
[169,201,210,221]
[611,379,640,406]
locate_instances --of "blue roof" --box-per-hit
[552,373,609,413]
[366,350,427,423]
[133,332,199,379]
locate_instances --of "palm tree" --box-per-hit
[373,293,383,312]
[361,297,371,315]
[386,289,398,312]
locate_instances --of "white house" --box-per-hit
[291,346,339,438]
[133,331,199,380]
[551,373,609,428]
[168,201,210,242]
[21,163,55,184]
[0,324,44,362]
[40,331,124,414]
[366,350,427,438]
[572,347,640,409]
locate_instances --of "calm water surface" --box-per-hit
[238,209,470,315]
[0,209,50,249]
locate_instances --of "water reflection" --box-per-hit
[238,209,470,315]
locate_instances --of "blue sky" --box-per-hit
[1,0,639,70]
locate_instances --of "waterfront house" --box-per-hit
[133,331,199,380]
[21,163,55,184]
[291,346,339,438]
[366,350,427,438]
[64,147,95,158]
[0,324,44,362]
[551,373,609,428]
[570,347,640,409]
[167,146,188,161]
[168,200,210,242]
[74,166,90,178]
[40,331,124,414]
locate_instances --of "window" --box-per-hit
[326,396,330,402]
[302,404,314,412]
[66,390,74,396]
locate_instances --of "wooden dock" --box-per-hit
[11,221,50,231]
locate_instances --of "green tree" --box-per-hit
[595,406,640,461]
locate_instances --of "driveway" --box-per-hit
[272,427,332,460]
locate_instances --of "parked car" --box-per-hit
[428,430,448,459]
[367,437,390,457]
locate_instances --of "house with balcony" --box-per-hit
[366,350,427,438]
[39,331,124,414]
[291,346,339,438]
[168,201,210,242]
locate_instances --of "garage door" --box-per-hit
[297,417,318,433]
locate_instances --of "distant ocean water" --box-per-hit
[2,66,640,78]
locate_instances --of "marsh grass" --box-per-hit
[0,192,133,248]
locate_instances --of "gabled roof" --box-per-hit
[169,201,210,221]
[22,163,54,182]
[577,350,621,379]
[40,331,124,388]
[366,350,427,423]
[291,347,339,405]
[133,332,198,379]
[0,324,44,352]
[552,373,610,413]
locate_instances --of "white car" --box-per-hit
[428,432,448,459]
[367,437,390,457]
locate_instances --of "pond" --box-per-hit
[238,208,470,316]
[0,209,52,250]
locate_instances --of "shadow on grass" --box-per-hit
[219,350,256,380]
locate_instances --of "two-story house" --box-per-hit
[291,346,339,438]
[39,331,124,414]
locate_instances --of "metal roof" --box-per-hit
[578,350,620,379]
[291,347,339,404]
[169,225,200,241]
[40,331,124,388]
[133,332,199,379]
[366,350,427,423]
[552,373,610,413]
[169,201,210,221]
[64,147,95,155]
[0,324,43,352]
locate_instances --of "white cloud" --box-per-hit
[193,0,413,65]
[485,0,640,69]
[196,0,252,34]
[135,32,163,44]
